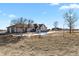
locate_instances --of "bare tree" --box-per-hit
[11,17,28,25]
[53,21,58,29]
[10,17,34,37]
[28,19,34,24]
[64,10,77,34]
[11,17,34,31]
[11,17,34,28]
[27,19,34,28]
[10,17,28,37]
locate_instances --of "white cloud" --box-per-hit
[60,4,79,10]
[0,10,17,18]
[49,3,60,6]
[0,10,2,13]
[42,11,47,15]
[8,14,16,18]
[2,13,6,16]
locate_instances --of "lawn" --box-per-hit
[0,31,79,55]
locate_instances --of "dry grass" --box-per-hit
[0,31,79,55]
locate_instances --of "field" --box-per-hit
[0,31,79,56]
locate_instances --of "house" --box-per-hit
[7,24,28,33]
[36,24,47,33]
[26,24,35,32]
[7,23,48,33]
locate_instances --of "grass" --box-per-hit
[0,31,79,55]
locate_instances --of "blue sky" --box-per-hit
[0,3,79,29]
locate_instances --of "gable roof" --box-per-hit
[7,24,28,28]
[7,23,47,29]
[39,24,46,27]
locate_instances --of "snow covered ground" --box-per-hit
[11,31,57,37]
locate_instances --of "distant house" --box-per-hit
[7,23,48,33]
[52,28,62,31]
